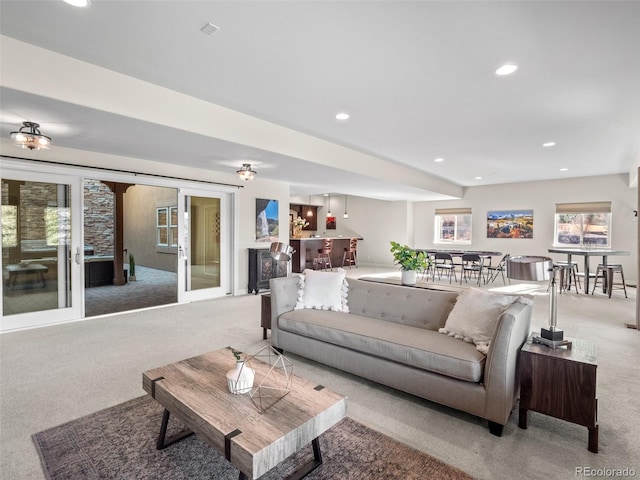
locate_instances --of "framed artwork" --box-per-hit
[256,199,279,242]
[487,210,533,239]
[326,216,336,230]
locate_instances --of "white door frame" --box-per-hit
[0,165,83,331]
[177,187,233,303]
[1,157,238,330]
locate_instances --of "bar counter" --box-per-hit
[289,237,362,273]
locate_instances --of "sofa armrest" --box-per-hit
[268,276,300,347]
[483,298,533,425]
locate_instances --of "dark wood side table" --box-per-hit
[519,337,598,453]
[261,294,271,339]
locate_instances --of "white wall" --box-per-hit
[350,173,637,283]
[237,178,291,295]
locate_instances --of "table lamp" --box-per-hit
[506,255,572,348]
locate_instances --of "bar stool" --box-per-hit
[315,238,333,271]
[591,264,627,298]
[342,238,358,268]
[555,261,581,294]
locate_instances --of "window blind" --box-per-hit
[435,207,472,215]
[555,202,611,214]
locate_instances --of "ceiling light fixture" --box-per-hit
[434,158,445,163]
[543,142,557,147]
[236,163,256,181]
[343,195,349,219]
[306,196,314,217]
[335,112,350,120]
[495,63,518,76]
[560,168,569,172]
[63,0,90,7]
[475,176,483,180]
[10,122,51,150]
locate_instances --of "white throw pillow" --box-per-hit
[439,287,519,354]
[294,268,349,312]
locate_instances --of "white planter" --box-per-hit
[226,361,255,394]
[401,270,417,286]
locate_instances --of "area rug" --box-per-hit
[33,395,474,479]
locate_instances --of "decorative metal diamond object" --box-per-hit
[245,345,294,413]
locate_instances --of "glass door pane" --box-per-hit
[177,189,231,303]
[188,196,221,291]
[1,174,81,329]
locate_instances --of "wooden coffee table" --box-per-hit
[142,348,347,479]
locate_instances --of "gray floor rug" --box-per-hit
[33,395,474,479]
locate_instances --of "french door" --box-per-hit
[177,188,232,303]
[1,167,83,331]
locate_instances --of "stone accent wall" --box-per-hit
[84,179,114,256]
[21,182,58,240]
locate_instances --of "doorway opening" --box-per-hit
[83,180,178,317]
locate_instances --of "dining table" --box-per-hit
[420,249,502,266]
[547,247,630,294]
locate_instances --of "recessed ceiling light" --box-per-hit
[543,142,556,147]
[63,0,89,6]
[474,176,483,180]
[335,112,350,120]
[434,158,445,163]
[560,168,569,172]
[495,63,518,76]
[201,22,219,35]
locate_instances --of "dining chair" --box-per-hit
[434,252,457,283]
[460,254,483,286]
[485,254,511,285]
[418,252,434,280]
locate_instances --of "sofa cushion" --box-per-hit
[278,309,485,382]
[294,268,349,312]
[439,287,519,354]
[345,278,458,331]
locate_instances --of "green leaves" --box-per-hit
[390,241,429,271]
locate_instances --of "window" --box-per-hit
[169,206,178,247]
[554,202,611,247]
[434,208,472,244]
[157,206,178,248]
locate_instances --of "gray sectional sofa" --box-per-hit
[269,276,533,435]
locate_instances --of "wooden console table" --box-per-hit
[519,337,598,453]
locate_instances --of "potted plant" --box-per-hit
[128,253,136,281]
[390,241,429,285]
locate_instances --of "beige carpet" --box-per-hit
[1,267,639,479]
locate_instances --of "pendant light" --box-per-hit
[306,195,313,217]
[343,195,349,219]
[326,194,332,217]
